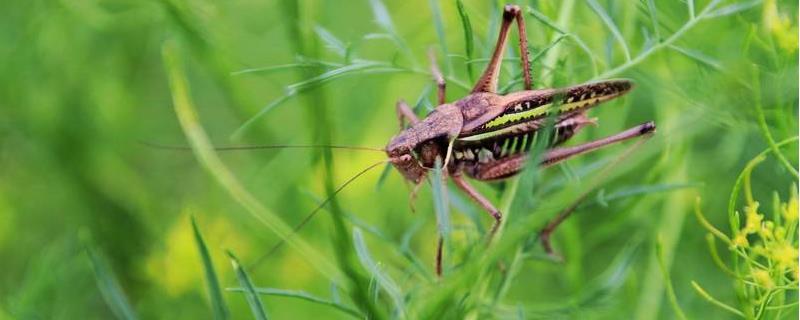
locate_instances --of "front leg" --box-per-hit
[395,99,420,130]
[452,174,501,222]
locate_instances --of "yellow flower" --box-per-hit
[731,232,750,249]
[752,269,775,290]
[770,242,799,271]
[783,190,798,222]
[758,221,775,241]
[763,0,798,52]
[743,202,763,234]
[774,226,786,240]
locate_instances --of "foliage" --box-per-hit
[0,0,796,319]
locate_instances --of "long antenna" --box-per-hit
[248,159,390,270]
[140,141,385,153]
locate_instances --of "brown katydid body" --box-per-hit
[385,4,655,273]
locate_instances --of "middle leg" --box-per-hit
[428,48,446,105]
[473,5,533,93]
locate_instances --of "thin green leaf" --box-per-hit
[455,0,475,80]
[227,251,268,320]
[584,182,702,208]
[668,45,724,71]
[352,228,406,316]
[704,0,762,19]
[727,137,799,232]
[656,235,688,320]
[286,61,400,95]
[751,68,799,178]
[367,0,415,65]
[519,240,640,315]
[231,62,340,76]
[431,158,451,237]
[374,164,393,191]
[314,26,347,58]
[368,0,396,33]
[526,6,600,76]
[593,0,727,79]
[227,287,363,318]
[84,241,138,320]
[691,281,746,317]
[646,0,661,40]
[688,0,696,19]
[191,216,229,320]
[586,0,631,61]
[162,42,344,284]
[428,0,451,75]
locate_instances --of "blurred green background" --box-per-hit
[1,0,797,319]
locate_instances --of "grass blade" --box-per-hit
[368,0,395,34]
[162,41,345,284]
[227,287,363,318]
[84,240,138,320]
[314,26,347,58]
[527,5,600,77]
[367,0,415,65]
[668,45,724,71]
[233,60,406,137]
[227,251,268,320]
[751,67,799,179]
[191,216,229,320]
[455,0,475,80]
[704,0,762,19]
[656,235,688,320]
[286,61,398,95]
[431,158,451,238]
[352,228,405,316]
[586,0,631,61]
[428,0,451,75]
[646,0,661,40]
[231,62,340,76]
[589,182,701,208]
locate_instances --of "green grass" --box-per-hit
[0,0,797,319]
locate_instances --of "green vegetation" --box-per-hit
[0,0,796,319]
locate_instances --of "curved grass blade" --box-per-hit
[668,45,724,71]
[352,228,406,316]
[233,61,403,138]
[231,62,340,76]
[455,0,474,80]
[428,0,451,75]
[191,216,229,320]
[646,0,661,40]
[367,0,415,65]
[586,0,631,61]
[656,235,688,320]
[84,240,138,320]
[704,0,762,19]
[726,137,798,232]
[227,287,363,318]
[162,41,345,284]
[588,182,701,208]
[227,251,268,320]
[751,68,799,179]
[314,26,347,58]
[526,5,600,77]
[431,158,451,238]
[286,61,400,95]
